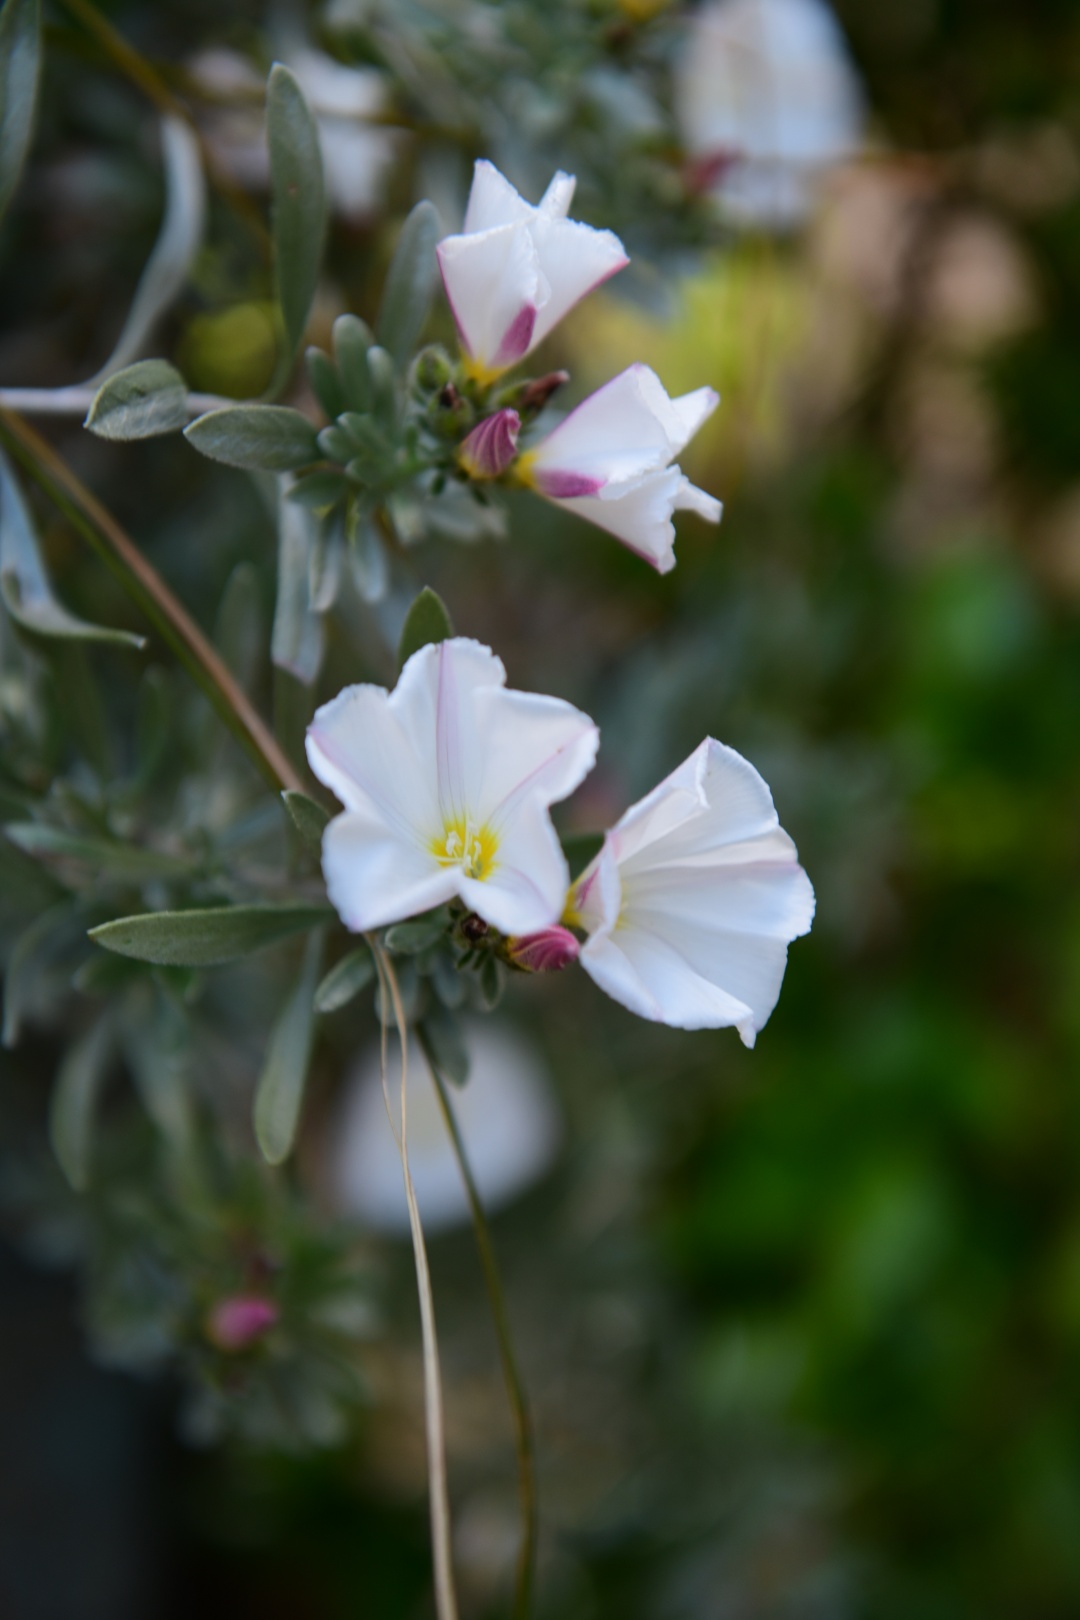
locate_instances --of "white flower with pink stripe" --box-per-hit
[436,161,628,381]
[568,739,814,1043]
[521,364,723,572]
[306,639,598,937]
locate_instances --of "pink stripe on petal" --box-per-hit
[534,469,607,499]
[493,303,538,368]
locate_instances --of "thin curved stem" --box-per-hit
[0,387,234,418]
[374,947,460,1620]
[0,408,303,796]
[418,1028,538,1620]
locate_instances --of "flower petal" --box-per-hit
[306,683,435,837]
[437,222,545,370]
[550,466,688,572]
[459,797,571,935]
[391,638,508,832]
[529,365,693,486]
[538,169,577,218]
[463,158,535,233]
[474,687,599,826]
[580,925,760,1039]
[529,217,629,350]
[618,739,793,872]
[322,806,457,931]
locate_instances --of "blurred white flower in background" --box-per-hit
[676,0,864,228]
[330,1021,562,1233]
[191,46,396,221]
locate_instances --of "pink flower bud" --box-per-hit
[458,408,521,479]
[207,1294,279,1351]
[507,925,580,974]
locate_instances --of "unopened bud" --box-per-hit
[458,409,521,480]
[413,345,454,392]
[517,370,570,416]
[506,926,580,974]
[207,1294,279,1351]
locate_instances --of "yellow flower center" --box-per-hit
[512,448,539,490]
[462,353,505,390]
[433,818,498,881]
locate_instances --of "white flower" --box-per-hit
[436,161,628,381]
[519,364,722,573]
[306,638,599,936]
[330,1020,562,1235]
[569,739,814,1044]
[676,0,863,228]
[190,47,396,222]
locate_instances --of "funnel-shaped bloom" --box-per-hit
[436,161,628,380]
[569,740,814,1044]
[307,639,599,937]
[520,365,722,572]
[676,0,863,228]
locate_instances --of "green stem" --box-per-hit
[0,409,303,796]
[418,1027,538,1620]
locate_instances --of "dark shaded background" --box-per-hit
[4,1,1080,1616]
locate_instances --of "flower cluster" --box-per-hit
[308,639,814,1045]
[438,161,722,574]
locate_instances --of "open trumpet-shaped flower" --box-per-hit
[436,161,628,381]
[306,639,599,937]
[519,365,722,572]
[568,739,814,1044]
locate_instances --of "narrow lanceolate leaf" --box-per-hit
[305,346,343,419]
[254,930,322,1164]
[398,586,454,670]
[332,314,373,412]
[0,0,41,228]
[87,117,206,383]
[281,788,329,853]
[4,822,195,879]
[267,63,325,382]
[272,491,323,683]
[49,1015,114,1191]
[0,450,146,648]
[85,359,189,441]
[376,200,440,366]
[89,904,332,967]
[384,911,449,955]
[184,405,319,470]
[315,945,375,1014]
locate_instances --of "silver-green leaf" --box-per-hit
[267,63,326,386]
[0,0,40,228]
[184,405,319,470]
[376,200,440,366]
[0,450,146,648]
[254,930,323,1164]
[85,359,189,441]
[89,904,332,967]
[315,946,375,1014]
[49,1014,115,1191]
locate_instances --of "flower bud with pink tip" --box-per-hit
[207,1295,279,1351]
[458,408,521,480]
[506,925,581,973]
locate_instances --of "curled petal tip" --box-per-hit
[459,408,521,479]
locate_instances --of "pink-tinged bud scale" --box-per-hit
[507,926,581,973]
[458,409,521,479]
[207,1294,280,1351]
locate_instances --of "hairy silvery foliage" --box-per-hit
[0,0,811,1487]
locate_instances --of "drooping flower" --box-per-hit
[518,364,722,572]
[436,161,628,382]
[306,638,599,937]
[568,739,814,1044]
[676,0,863,228]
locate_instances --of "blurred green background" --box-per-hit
[5,1,1080,1617]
